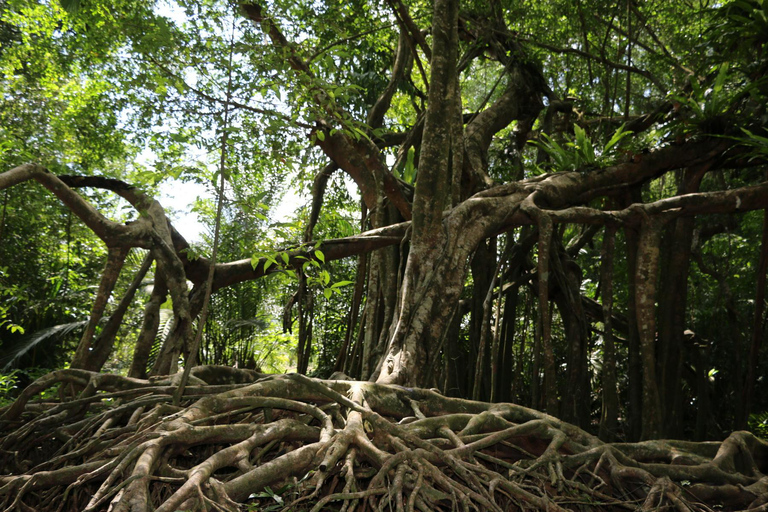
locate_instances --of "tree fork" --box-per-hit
[70,245,129,370]
[86,251,155,373]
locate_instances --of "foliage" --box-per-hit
[671,64,760,135]
[735,127,768,161]
[531,124,633,173]
[0,0,768,453]
[0,320,87,371]
[749,410,768,439]
[0,367,58,407]
[0,370,19,407]
[4,0,768,509]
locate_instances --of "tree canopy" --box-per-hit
[2,0,768,510]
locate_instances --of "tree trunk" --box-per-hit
[442,299,466,397]
[635,218,664,440]
[537,216,559,416]
[740,206,768,428]
[599,225,619,441]
[296,275,311,375]
[623,189,643,441]
[129,272,167,379]
[470,238,496,400]
[656,166,705,437]
[86,252,154,372]
[497,283,519,402]
[377,0,461,386]
[71,246,129,369]
[552,241,589,428]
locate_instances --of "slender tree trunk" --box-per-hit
[361,204,401,380]
[173,16,238,403]
[373,233,400,376]
[531,292,542,410]
[87,252,154,372]
[599,225,618,441]
[515,289,532,404]
[635,218,664,440]
[656,167,705,437]
[623,189,643,441]
[473,237,502,401]
[498,284,518,403]
[489,283,504,402]
[552,241,589,428]
[740,206,768,428]
[537,216,559,416]
[71,246,129,369]
[470,239,495,399]
[443,299,465,397]
[334,252,366,373]
[361,250,383,379]
[129,272,166,379]
[296,275,313,375]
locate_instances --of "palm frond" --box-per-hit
[145,309,175,372]
[0,320,88,371]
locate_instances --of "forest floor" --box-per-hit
[0,366,767,511]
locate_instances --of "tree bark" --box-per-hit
[740,206,768,428]
[537,215,559,416]
[469,239,495,399]
[655,166,705,437]
[87,252,154,372]
[598,225,618,440]
[129,272,167,379]
[377,0,461,386]
[71,246,129,369]
[635,217,664,440]
[552,239,590,428]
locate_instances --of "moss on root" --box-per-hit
[1,367,766,511]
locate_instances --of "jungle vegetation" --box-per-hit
[1,0,768,509]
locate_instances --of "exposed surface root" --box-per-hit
[0,366,767,511]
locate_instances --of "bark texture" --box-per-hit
[2,367,768,512]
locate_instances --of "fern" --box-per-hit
[531,124,633,173]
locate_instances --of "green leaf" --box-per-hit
[323,288,332,299]
[316,131,325,141]
[604,124,633,154]
[404,146,416,183]
[330,280,354,288]
[314,250,325,263]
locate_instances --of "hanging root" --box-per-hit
[0,366,767,511]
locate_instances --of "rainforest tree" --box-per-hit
[2,0,768,510]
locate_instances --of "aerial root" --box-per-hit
[0,368,767,511]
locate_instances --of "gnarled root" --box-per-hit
[0,367,766,511]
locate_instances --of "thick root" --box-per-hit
[0,367,766,511]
